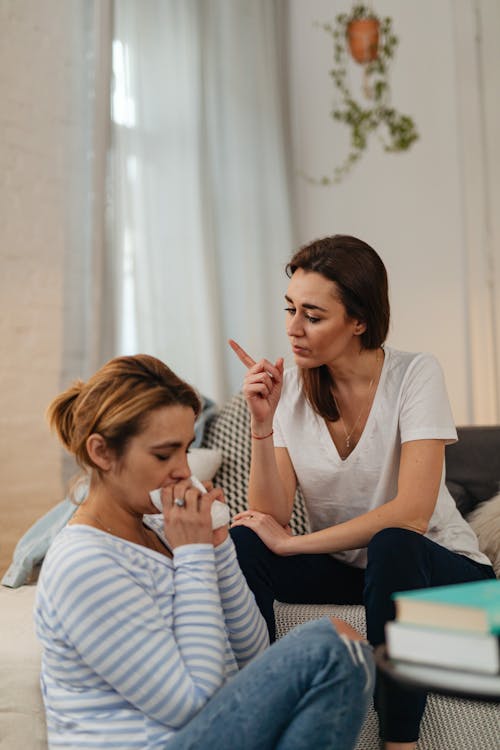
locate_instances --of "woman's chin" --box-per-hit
[292,352,317,368]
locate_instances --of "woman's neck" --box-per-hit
[327,346,383,387]
[69,481,169,555]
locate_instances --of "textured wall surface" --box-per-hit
[0,1,87,575]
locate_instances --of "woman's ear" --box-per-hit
[86,433,114,471]
[353,320,367,336]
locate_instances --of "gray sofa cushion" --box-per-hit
[446,426,500,515]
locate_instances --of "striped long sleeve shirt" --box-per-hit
[34,519,269,749]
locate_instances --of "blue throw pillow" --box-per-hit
[1,479,88,588]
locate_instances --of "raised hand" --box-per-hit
[228,339,284,427]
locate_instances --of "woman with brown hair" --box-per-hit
[35,353,374,750]
[230,235,495,750]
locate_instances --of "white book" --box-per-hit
[382,657,500,700]
[386,621,500,674]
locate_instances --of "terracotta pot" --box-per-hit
[346,18,380,63]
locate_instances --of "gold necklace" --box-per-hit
[73,508,167,555]
[332,350,381,455]
[72,508,114,532]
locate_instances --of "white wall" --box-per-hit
[0,1,91,574]
[286,0,500,425]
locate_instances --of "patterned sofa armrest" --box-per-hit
[201,392,309,535]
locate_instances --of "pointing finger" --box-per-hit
[228,339,257,369]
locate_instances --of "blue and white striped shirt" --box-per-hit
[34,519,269,749]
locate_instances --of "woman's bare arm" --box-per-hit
[233,440,445,554]
[247,446,297,524]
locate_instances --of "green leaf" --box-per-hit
[314,8,419,183]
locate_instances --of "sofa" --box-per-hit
[1,392,499,750]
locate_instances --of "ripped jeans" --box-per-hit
[167,617,374,750]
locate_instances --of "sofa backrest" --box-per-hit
[446,426,500,515]
[202,392,309,534]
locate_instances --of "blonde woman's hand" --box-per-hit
[228,339,284,428]
[162,481,213,549]
[209,486,229,548]
[195,480,229,547]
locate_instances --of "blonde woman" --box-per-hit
[35,354,374,750]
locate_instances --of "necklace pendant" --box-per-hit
[346,437,350,448]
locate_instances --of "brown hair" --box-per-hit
[286,235,390,421]
[47,354,201,470]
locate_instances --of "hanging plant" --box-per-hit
[318,4,419,184]
[346,10,380,63]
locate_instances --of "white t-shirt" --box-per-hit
[273,346,490,568]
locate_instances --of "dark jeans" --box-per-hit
[231,526,496,743]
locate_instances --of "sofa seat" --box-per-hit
[0,585,47,750]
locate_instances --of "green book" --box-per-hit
[392,579,500,635]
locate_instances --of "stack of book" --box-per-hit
[386,579,500,677]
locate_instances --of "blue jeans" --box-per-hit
[231,526,496,743]
[166,618,374,750]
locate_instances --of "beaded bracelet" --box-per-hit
[251,429,274,440]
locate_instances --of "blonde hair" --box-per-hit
[47,354,201,470]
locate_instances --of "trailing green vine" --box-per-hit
[317,4,419,184]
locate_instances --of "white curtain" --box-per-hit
[61,0,114,386]
[111,0,294,403]
[60,0,114,484]
[453,0,500,423]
